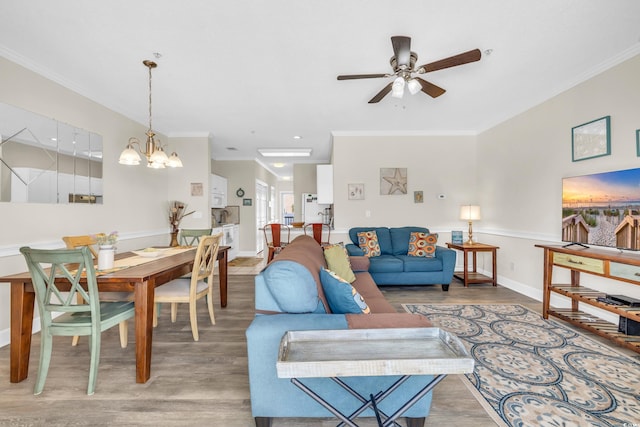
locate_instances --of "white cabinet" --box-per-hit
[316,164,333,204]
[210,174,228,208]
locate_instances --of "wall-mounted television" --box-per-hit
[562,167,640,250]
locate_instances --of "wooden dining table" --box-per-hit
[0,245,230,385]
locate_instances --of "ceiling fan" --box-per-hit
[337,36,481,103]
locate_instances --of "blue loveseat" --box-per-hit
[246,235,435,427]
[346,227,456,291]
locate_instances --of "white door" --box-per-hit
[255,180,268,254]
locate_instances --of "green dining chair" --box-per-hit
[19,246,135,395]
[179,228,213,246]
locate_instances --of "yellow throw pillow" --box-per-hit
[357,230,381,257]
[323,244,356,283]
[407,232,438,257]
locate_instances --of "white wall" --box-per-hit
[476,54,640,316]
[0,57,202,345]
[167,134,212,230]
[332,134,478,237]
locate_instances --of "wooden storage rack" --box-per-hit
[536,244,640,354]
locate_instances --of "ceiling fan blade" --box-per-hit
[416,77,446,98]
[337,73,389,80]
[417,49,481,73]
[391,36,411,67]
[368,82,393,103]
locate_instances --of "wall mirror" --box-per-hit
[0,102,103,204]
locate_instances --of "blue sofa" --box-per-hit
[346,227,456,291]
[246,235,435,427]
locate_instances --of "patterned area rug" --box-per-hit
[402,304,640,427]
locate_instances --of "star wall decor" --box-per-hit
[380,168,407,195]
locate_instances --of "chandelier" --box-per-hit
[119,60,183,168]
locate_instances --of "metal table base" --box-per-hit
[290,374,446,427]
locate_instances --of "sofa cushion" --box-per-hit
[349,256,370,272]
[357,231,382,257]
[268,235,330,312]
[368,255,403,273]
[389,226,430,255]
[323,244,356,283]
[346,313,432,329]
[398,255,444,272]
[407,232,438,258]
[349,227,393,255]
[263,260,326,313]
[320,268,370,314]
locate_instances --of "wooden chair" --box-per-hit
[304,223,331,246]
[153,233,222,341]
[62,235,130,348]
[179,228,212,246]
[62,235,98,258]
[263,223,290,263]
[19,246,135,395]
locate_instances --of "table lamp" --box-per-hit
[460,205,481,244]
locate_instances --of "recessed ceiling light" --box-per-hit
[273,163,285,168]
[293,135,302,140]
[484,49,493,56]
[258,148,312,157]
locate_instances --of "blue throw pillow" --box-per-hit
[319,268,370,314]
[263,261,325,313]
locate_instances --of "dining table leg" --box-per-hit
[10,281,35,383]
[134,279,155,383]
[218,249,228,307]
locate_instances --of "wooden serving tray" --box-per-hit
[276,328,474,379]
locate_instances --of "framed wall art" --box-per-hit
[571,116,611,162]
[380,167,407,195]
[414,191,423,203]
[636,129,640,156]
[348,183,364,200]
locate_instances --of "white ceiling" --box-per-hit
[1,0,639,179]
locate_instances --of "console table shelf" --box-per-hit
[536,244,640,355]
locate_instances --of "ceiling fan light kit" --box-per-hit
[337,36,481,103]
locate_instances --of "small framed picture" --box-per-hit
[571,116,611,162]
[243,198,252,206]
[636,129,640,156]
[451,230,463,244]
[190,182,203,196]
[413,191,423,203]
[348,183,365,200]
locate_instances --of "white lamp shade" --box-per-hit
[149,147,169,164]
[167,152,183,168]
[407,79,421,95]
[460,205,481,221]
[118,147,142,165]
[391,77,405,98]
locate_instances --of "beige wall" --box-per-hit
[476,54,640,316]
[0,57,198,342]
[331,134,478,234]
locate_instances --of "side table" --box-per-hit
[276,328,473,427]
[446,242,499,287]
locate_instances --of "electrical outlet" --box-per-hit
[193,211,202,219]
[365,210,371,218]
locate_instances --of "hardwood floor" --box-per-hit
[0,266,629,427]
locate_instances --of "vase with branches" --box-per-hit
[169,201,194,233]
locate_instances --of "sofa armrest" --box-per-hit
[346,243,364,256]
[434,245,456,281]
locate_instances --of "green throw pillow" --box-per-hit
[323,243,356,283]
